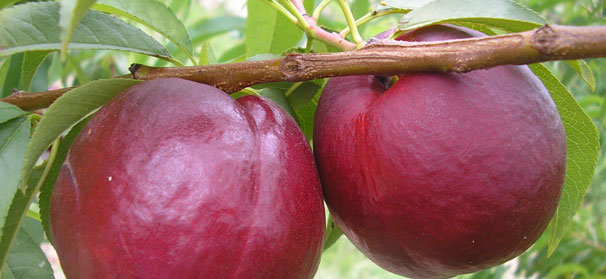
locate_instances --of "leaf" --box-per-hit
[0,0,19,10]
[565,60,596,91]
[379,0,434,10]
[352,0,370,19]
[245,0,303,57]
[286,81,323,110]
[323,215,343,251]
[529,64,600,256]
[0,102,26,124]
[0,117,30,197]
[289,81,324,141]
[19,79,142,191]
[3,229,53,279]
[39,116,91,244]
[0,2,170,59]
[1,53,22,97]
[399,0,546,32]
[219,42,246,63]
[59,0,98,58]
[93,0,194,63]
[190,16,246,46]
[311,40,341,53]
[19,51,52,91]
[199,41,217,66]
[0,164,45,276]
[258,88,296,118]
[0,117,31,244]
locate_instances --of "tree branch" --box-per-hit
[3,25,606,111]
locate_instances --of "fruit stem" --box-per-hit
[340,8,409,38]
[336,0,365,48]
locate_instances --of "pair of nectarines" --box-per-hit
[50,25,566,279]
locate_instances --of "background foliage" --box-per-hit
[0,0,604,278]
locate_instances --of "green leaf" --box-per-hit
[3,229,53,279]
[323,215,343,251]
[0,0,19,10]
[245,0,303,57]
[379,0,434,10]
[303,0,314,14]
[0,2,170,59]
[19,51,52,91]
[352,0,370,19]
[258,88,296,118]
[93,0,194,64]
[529,64,600,256]
[545,263,589,278]
[0,164,45,276]
[190,16,246,46]
[199,41,217,66]
[286,81,323,110]
[59,0,98,58]
[1,54,22,97]
[252,80,324,141]
[565,60,596,92]
[311,40,341,53]
[19,79,142,191]
[399,0,546,32]
[0,102,26,124]
[289,81,323,141]
[39,116,91,244]
[219,42,246,63]
[0,117,30,245]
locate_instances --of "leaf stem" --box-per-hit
[305,35,314,53]
[277,0,311,29]
[34,138,61,195]
[312,0,333,19]
[336,0,364,48]
[340,8,408,38]
[258,0,299,25]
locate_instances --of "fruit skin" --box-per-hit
[50,78,325,279]
[313,25,566,278]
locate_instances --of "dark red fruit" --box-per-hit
[50,78,325,279]
[314,25,566,278]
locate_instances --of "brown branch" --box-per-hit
[3,25,606,111]
[281,25,606,80]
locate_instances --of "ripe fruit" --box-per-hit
[314,25,566,278]
[50,78,325,279]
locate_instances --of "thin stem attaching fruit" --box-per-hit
[336,0,364,48]
[340,8,409,38]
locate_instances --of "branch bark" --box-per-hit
[3,25,606,111]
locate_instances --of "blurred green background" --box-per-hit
[1,0,604,278]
